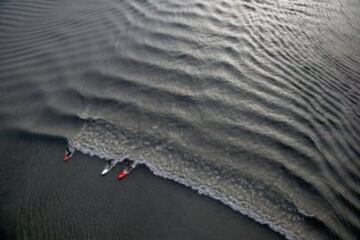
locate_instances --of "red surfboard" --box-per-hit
[117,163,135,180]
[64,154,71,161]
[117,170,129,180]
[64,148,74,161]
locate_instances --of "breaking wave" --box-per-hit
[0,0,359,239]
[68,117,355,240]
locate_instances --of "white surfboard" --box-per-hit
[101,160,120,176]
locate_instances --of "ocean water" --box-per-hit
[0,0,359,239]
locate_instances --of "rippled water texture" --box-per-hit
[0,0,360,239]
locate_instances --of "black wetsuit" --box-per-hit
[66,148,71,157]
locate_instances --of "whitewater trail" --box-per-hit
[68,117,325,240]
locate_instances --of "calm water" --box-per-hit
[0,0,359,239]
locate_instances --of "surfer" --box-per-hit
[123,158,131,164]
[101,158,130,176]
[102,159,119,176]
[64,147,74,161]
[117,158,136,180]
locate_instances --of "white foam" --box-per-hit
[69,139,300,240]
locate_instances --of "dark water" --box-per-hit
[0,131,283,240]
[0,0,359,239]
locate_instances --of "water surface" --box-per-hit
[0,0,359,239]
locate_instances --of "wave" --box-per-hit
[68,118,334,240]
[1,0,360,239]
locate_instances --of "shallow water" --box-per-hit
[0,0,359,239]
